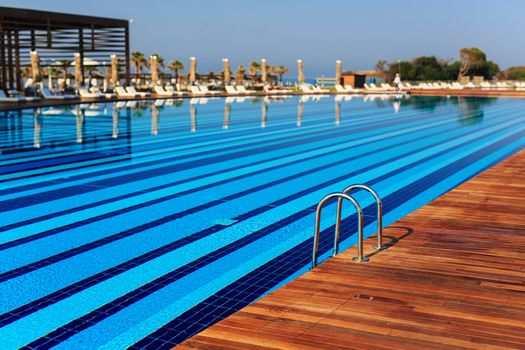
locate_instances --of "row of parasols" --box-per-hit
[27,50,346,88]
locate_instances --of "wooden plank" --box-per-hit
[178,149,525,349]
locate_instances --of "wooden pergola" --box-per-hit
[0,6,130,91]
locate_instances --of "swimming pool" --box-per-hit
[0,95,524,349]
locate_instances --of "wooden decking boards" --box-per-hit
[178,149,525,350]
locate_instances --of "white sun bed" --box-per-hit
[126,86,150,97]
[154,86,178,97]
[41,87,77,100]
[78,87,101,99]
[300,85,316,94]
[313,85,329,93]
[198,86,221,95]
[0,90,35,102]
[225,86,242,95]
[189,86,206,96]
[115,86,138,97]
[236,86,256,94]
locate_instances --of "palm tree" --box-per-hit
[130,51,147,83]
[208,70,217,82]
[249,61,260,82]
[276,65,289,82]
[236,65,246,85]
[167,60,185,84]
[151,53,165,68]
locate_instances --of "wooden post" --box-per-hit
[7,30,14,90]
[46,18,52,48]
[125,23,130,85]
[78,28,84,86]
[0,27,5,91]
[30,30,35,50]
[14,31,21,92]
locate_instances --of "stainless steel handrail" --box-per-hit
[312,192,366,269]
[334,184,386,254]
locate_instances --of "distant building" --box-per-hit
[341,70,379,88]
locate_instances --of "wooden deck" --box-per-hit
[178,149,525,350]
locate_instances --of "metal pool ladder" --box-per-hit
[312,184,386,268]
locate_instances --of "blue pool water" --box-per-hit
[0,94,524,349]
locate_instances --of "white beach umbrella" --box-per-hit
[297,59,304,85]
[261,58,267,83]
[223,58,231,86]
[189,57,197,85]
[150,55,159,87]
[30,51,41,83]
[111,55,119,88]
[74,53,83,88]
[335,60,342,84]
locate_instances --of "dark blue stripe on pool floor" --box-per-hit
[19,129,525,348]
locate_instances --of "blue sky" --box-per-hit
[5,0,524,77]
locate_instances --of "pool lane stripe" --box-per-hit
[128,136,525,349]
[0,107,463,239]
[0,95,508,189]
[0,105,427,203]
[0,106,510,257]
[0,96,418,164]
[3,98,512,226]
[0,99,396,177]
[0,110,494,318]
[0,116,473,280]
[3,95,496,189]
[3,110,516,278]
[1,120,522,332]
[0,100,448,193]
[20,130,525,349]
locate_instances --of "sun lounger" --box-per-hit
[335,84,348,94]
[126,86,150,97]
[381,83,396,91]
[236,86,256,94]
[225,86,242,95]
[115,86,138,97]
[41,87,77,100]
[264,85,285,94]
[313,86,329,93]
[165,85,187,96]
[335,84,354,93]
[78,87,101,99]
[198,86,221,95]
[154,86,178,97]
[0,90,38,102]
[190,86,206,96]
[300,85,317,94]
[364,84,380,91]
[0,91,24,102]
[90,87,115,99]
